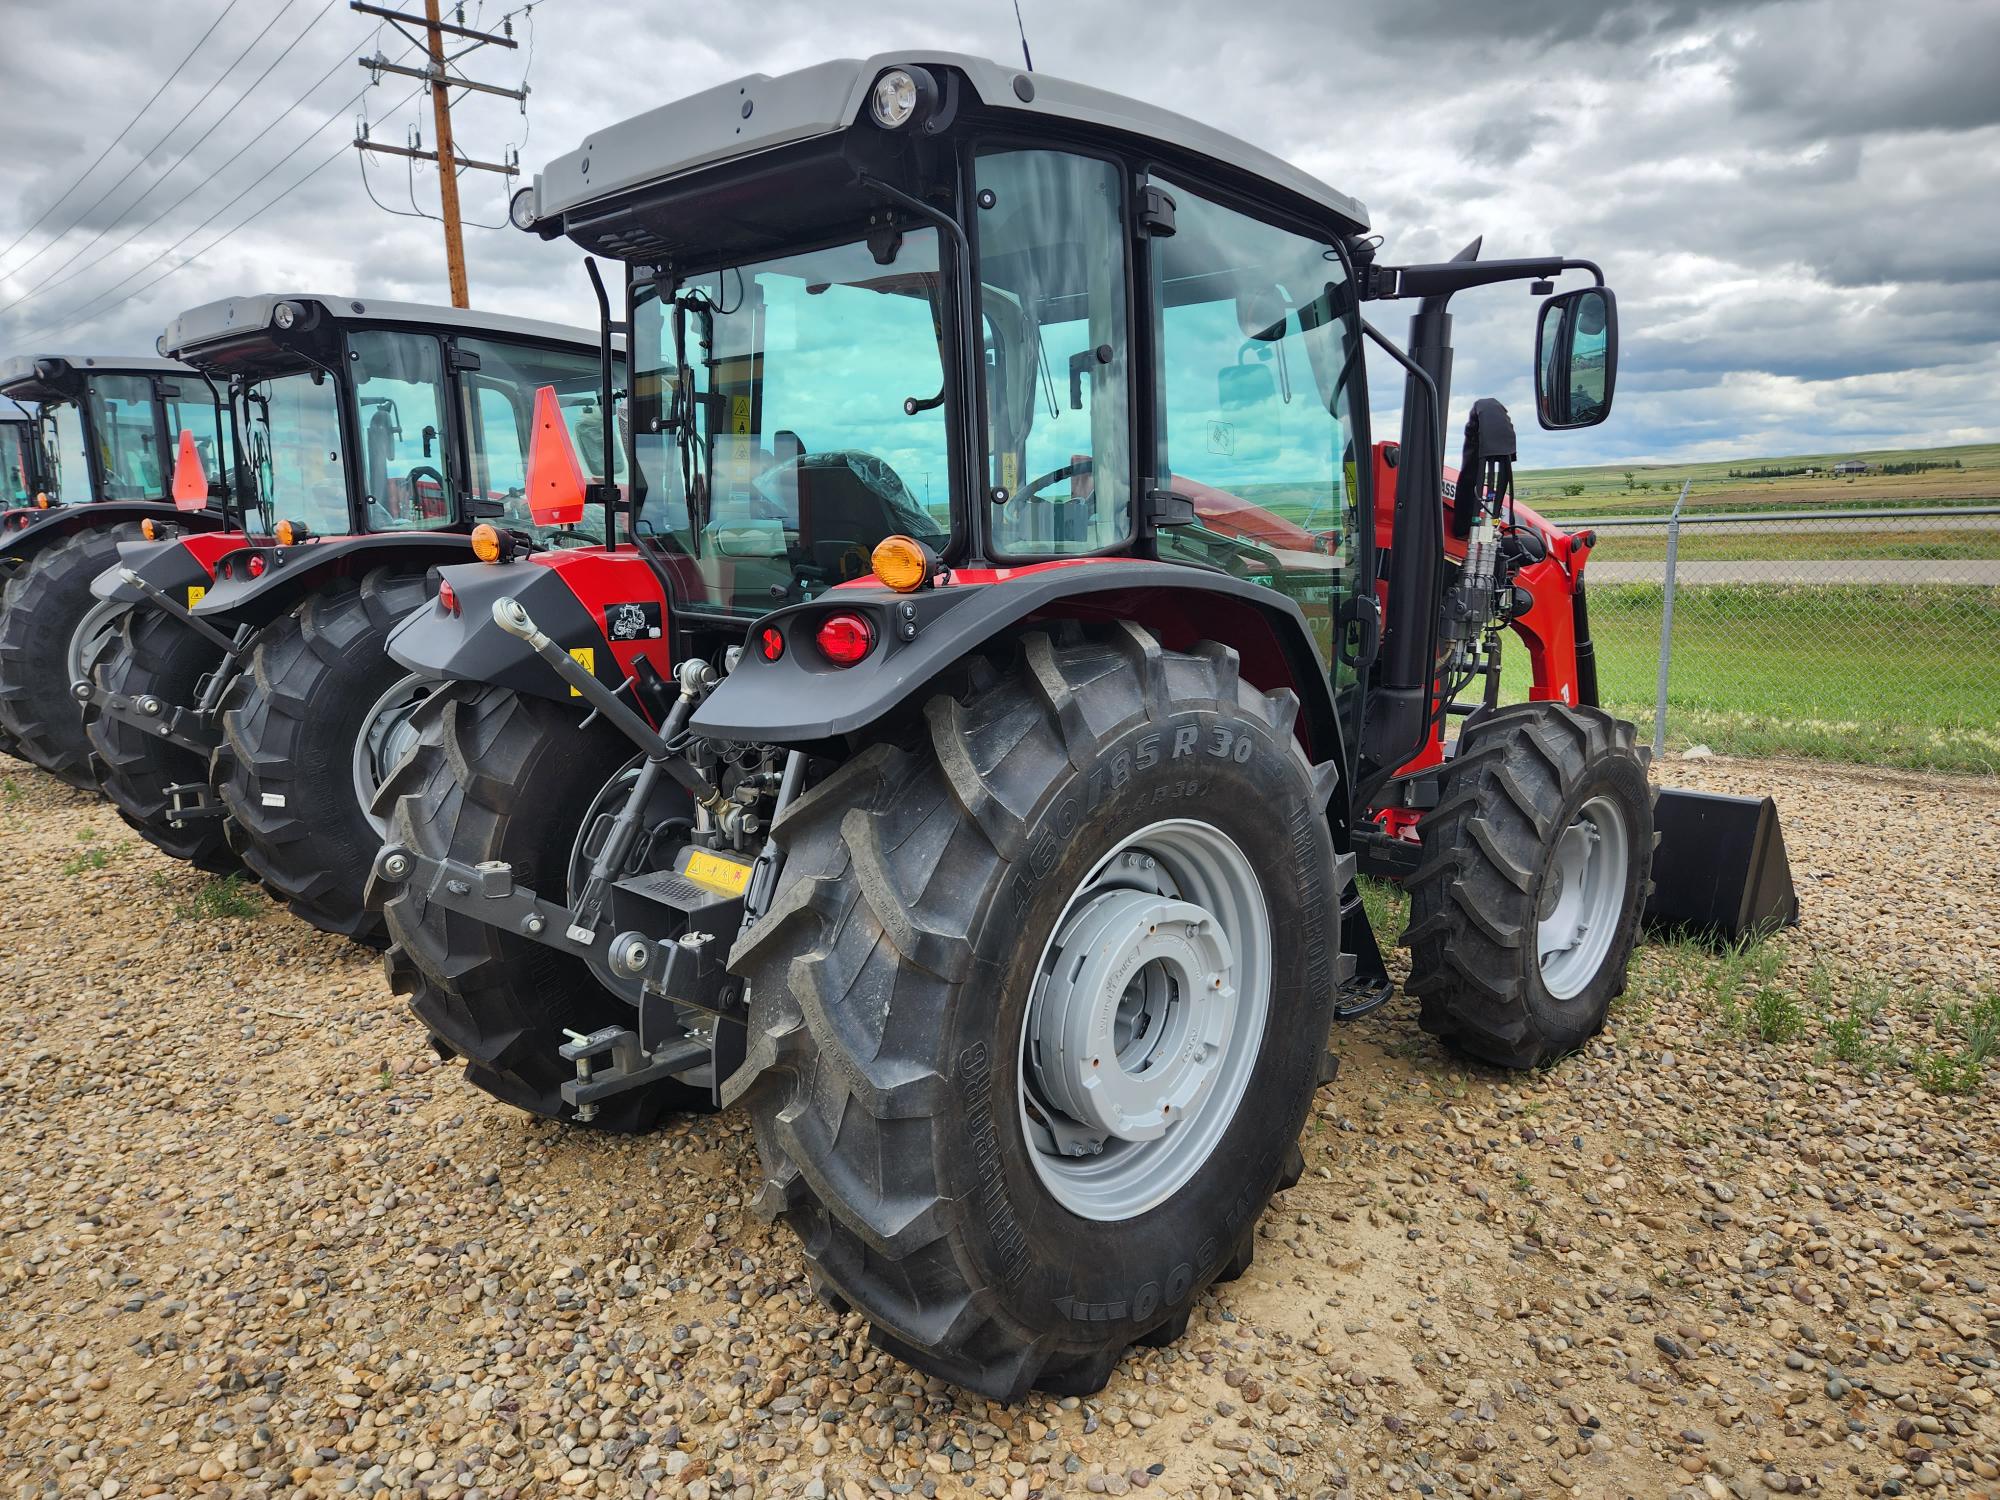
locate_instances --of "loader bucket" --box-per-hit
[1643,787,1799,943]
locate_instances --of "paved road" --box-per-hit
[1588,559,2000,585]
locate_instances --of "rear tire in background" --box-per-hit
[726,625,1341,1401]
[377,681,711,1132]
[85,604,238,871]
[213,569,433,946]
[0,525,140,789]
[1403,701,1655,1070]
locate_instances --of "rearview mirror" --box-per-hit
[1219,362,1276,411]
[1534,286,1617,430]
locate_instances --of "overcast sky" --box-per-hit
[2,0,1995,465]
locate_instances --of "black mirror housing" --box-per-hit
[1534,286,1618,430]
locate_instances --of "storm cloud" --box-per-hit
[1,0,1995,463]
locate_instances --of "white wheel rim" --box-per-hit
[353,672,435,834]
[67,598,125,689]
[1018,818,1271,1222]
[1537,793,1631,1000]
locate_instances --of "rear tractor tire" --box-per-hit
[214,569,435,946]
[1403,701,1655,1070]
[85,604,237,870]
[0,525,140,789]
[377,681,711,1133]
[726,624,1343,1401]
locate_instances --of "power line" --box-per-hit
[13,79,428,344]
[0,0,247,267]
[6,27,422,318]
[0,0,345,315]
[0,0,308,290]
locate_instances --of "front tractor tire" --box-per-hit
[214,569,434,946]
[726,625,1342,1401]
[0,524,140,788]
[1403,701,1655,1070]
[376,682,711,1133]
[85,605,237,870]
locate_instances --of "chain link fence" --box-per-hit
[1520,489,2000,775]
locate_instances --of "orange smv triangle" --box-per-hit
[525,384,587,527]
[171,428,208,510]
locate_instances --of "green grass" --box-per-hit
[173,873,262,921]
[62,847,109,876]
[1503,582,2000,774]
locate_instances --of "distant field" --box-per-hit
[1517,441,2000,518]
[1500,582,2000,775]
[1585,523,2000,564]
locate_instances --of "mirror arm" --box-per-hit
[1369,256,1603,301]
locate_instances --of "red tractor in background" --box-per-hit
[0,352,236,784]
[78,293,625,940]
[369,53,1789,1400]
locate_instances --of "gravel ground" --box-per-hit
[2,748,1997,1500]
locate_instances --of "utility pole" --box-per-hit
[351,0,524,308]
[424,0,468,308]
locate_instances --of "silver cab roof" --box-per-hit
[532,51,1367,231]
[162,293,612,360]
[0,352,196,401]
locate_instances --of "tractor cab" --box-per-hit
[0,409,39,510]
[0,352,230,533]
[155,293,624,569]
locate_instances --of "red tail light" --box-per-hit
[814,612,874,667]
[438,579,460,615]
[246,552,266,578]
[758,626,784,662]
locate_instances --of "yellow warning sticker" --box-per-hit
[730,394,752,436]
[568,645,595,696]
[683,849,753,896]
[1000,452,1019,493]
[186,584,206,607]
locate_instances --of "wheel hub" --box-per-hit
[1019,819,1271,1221]
[354,672,436,834]
[1028,892,1236,1149]
[1537,795,1630,1000]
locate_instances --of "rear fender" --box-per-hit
[690,561,1343,768]
[1,501,228,570]
[192,532,474,628]
[386,546,674,710]
[91,532,244,606]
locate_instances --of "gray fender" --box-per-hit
[192,531,474,628]
[690,561,1345,767]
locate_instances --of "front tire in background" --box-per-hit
[214,569,434,946]
[0,524,140,789]
[377,682,711,1132]
[86,604,237,870]
[1403,701,1655,1070]
[727,625,1342,1400]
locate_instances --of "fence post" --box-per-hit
[1652,479,1691,760]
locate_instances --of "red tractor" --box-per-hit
[371,54,1782,1398]
[0,352,235,784]
[78,293,624,940]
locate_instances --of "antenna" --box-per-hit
[1011,0,1034,71]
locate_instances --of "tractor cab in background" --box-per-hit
[1,408,44,511]
[78,293,622,940]
[0,352,234,782]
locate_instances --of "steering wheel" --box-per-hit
[1015,456,1094,504]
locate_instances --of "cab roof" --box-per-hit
[530,51,1368,234]
[0,353,196,404]
[162,292,610,361]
